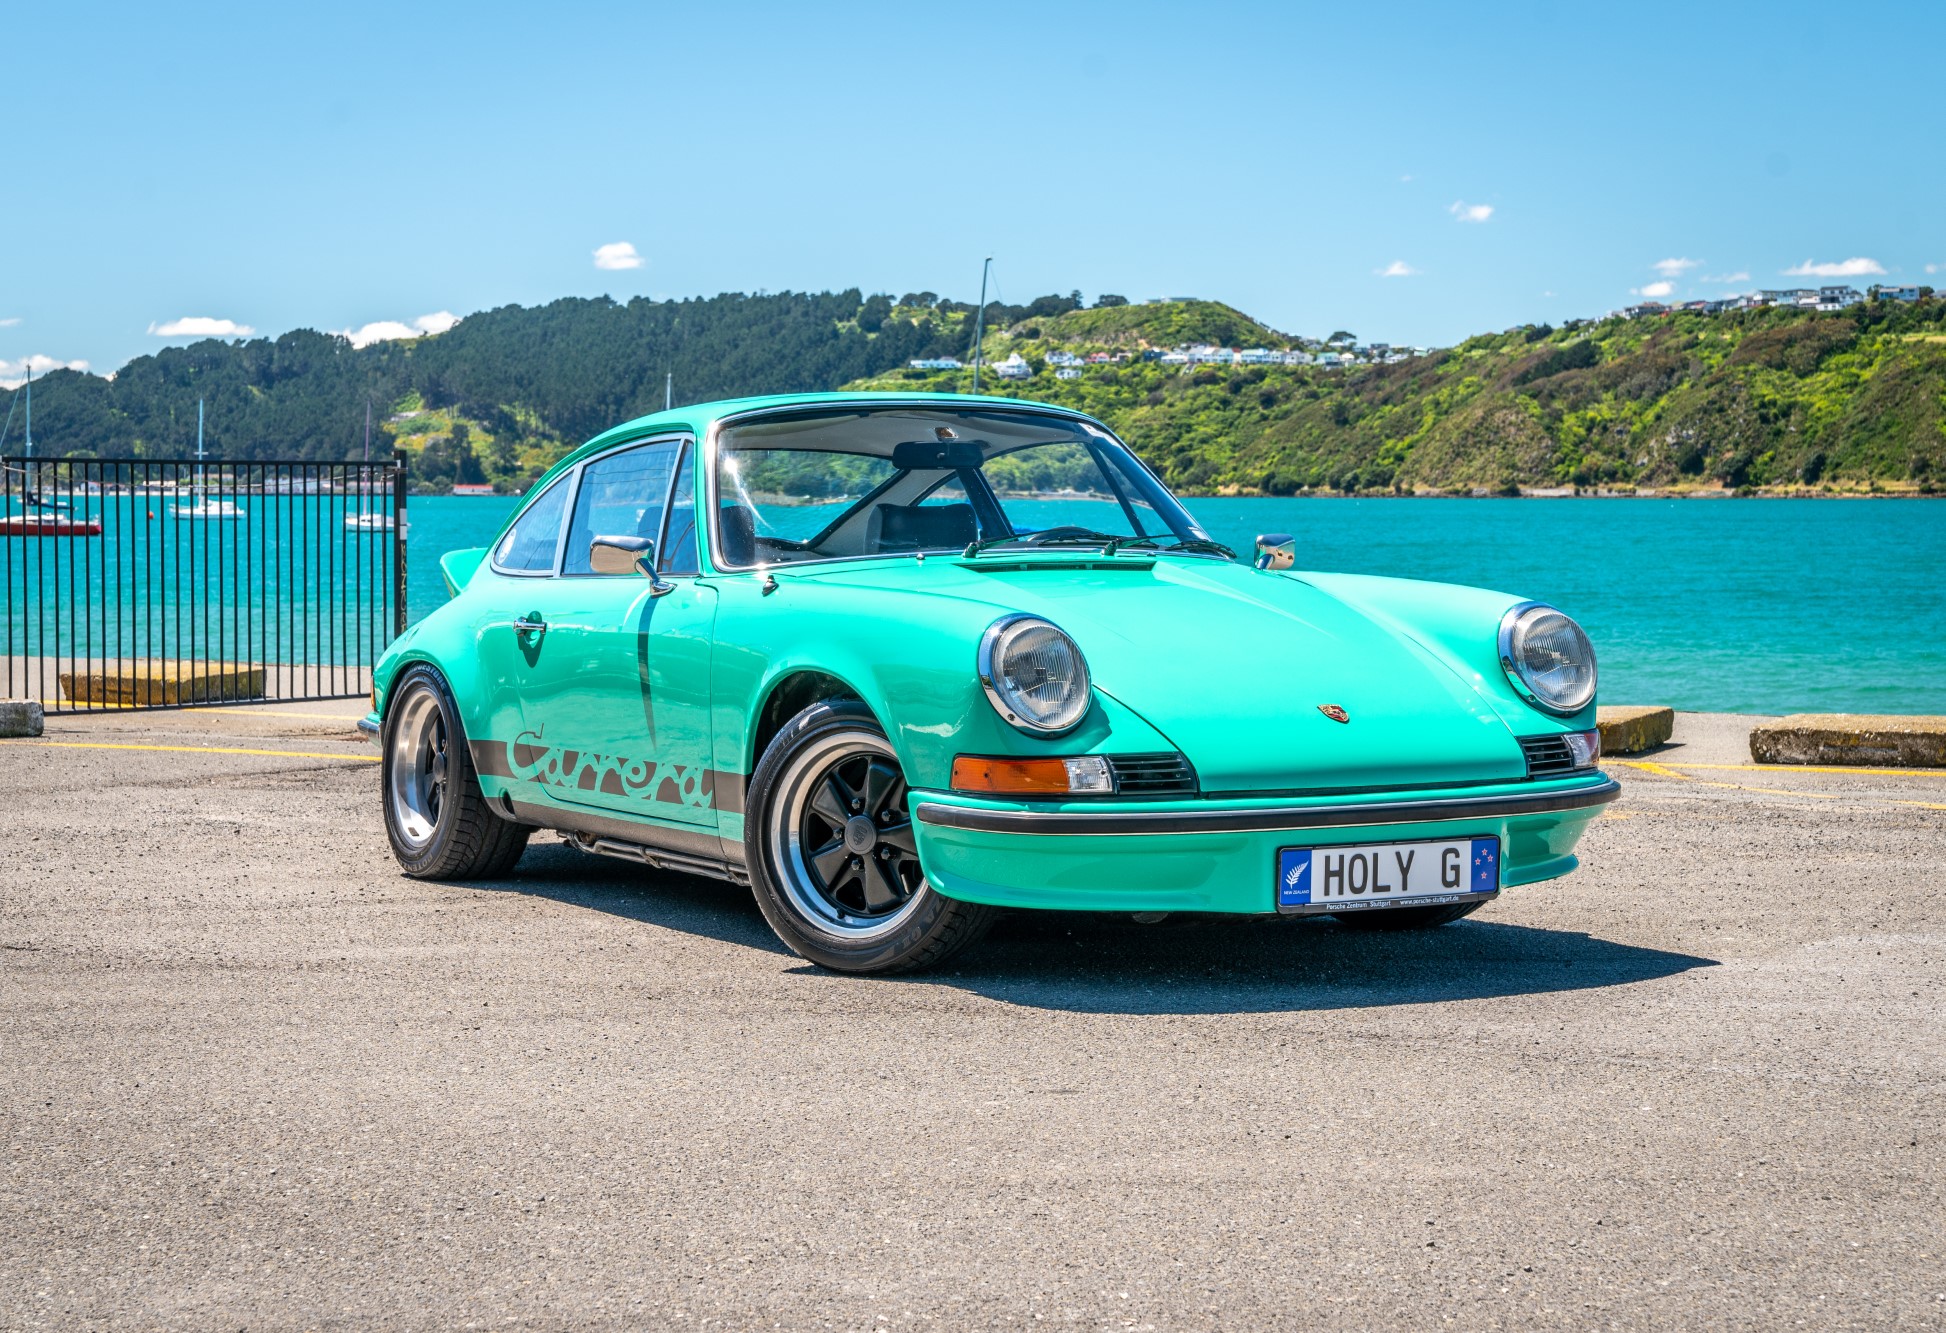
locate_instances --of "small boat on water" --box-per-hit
[172,399,245,521]
[345,511,405,533]
[0,512,103,537]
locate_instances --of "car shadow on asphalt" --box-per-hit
[494,843,1716,1014]
[481,839,795,956]
[906,913,1719,1015]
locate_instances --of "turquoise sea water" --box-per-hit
[404,495,1945,715]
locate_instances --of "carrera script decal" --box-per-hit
[467,735,717,811]
[509,729,712,809]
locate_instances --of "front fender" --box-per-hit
[1295,571,1597,733]
[708,576,1177,791]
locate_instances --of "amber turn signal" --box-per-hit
[950,754,1114,795]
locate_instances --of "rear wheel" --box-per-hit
[382,665,530,879]
[745,700,995,973]
[1331,901,1484,931]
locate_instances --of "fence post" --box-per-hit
[392,450,408,637]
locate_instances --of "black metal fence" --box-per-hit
[2,456,406,712]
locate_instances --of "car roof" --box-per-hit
[540,390,1086,483]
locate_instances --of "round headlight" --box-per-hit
[978,615,1092,734]
[1498,602,1598,714]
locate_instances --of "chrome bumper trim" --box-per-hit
[356,717,380,742]
[914,777,1620,837]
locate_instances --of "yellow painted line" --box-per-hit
[38,701,367,722]
[1617,760,1693,780]
[1893,800,1946,811]
[1622,760,1946,779]
[2,740,378,763]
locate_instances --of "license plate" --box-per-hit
[1276,836,1499,914]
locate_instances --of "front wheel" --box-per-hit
[381,665,531,879]
[1330,901,1484,931]
[744,700,995,973]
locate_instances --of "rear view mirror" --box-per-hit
[1254,533,1295,571]
[892,439,984,471]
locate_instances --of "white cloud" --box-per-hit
[1926,263,1940,275]
[1399,174,1414,183]
[0,317,19,328]
[1633,281,1675,299]
[1653,257,1702,278]
[1449,200,1494,223]
[338,310,462,349]
[1376,260,1418,278]
[593,241,643,271]
[149,316,255,338]
[1,354,90,390]
[1783,257,1885,278]
[1703,271,1750,284]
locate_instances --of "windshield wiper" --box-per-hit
[1159,538,1236,560]
[961,527,1130,557]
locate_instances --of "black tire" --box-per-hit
[381,665,531,879]
[744,699,996,974]
[1330,900,1485,931]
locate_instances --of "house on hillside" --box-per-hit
[1622,302,1670,319]
[1045,350,1083,367]
[909,357,963,370]
[1814,286,1863,311]
[992,352,1032,380]
[1873,284,1924,303]
[1053,367,1082,380]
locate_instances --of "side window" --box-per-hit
[659,444,699,575]
[492,475,571,573]
[563,440,680,576]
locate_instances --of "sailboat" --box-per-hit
[172,399,242,520]
[345,398,403,532]
[0,365,103,537]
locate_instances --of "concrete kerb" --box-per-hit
[1751,714,1946,768]
[1597,705,1674,755]
[0,699,46,738]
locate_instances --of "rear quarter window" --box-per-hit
[493,476,572,573]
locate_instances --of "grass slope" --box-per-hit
[847,303,1946,495]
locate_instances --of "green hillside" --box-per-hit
[852,301,1946,494]
[8,289,1943,495]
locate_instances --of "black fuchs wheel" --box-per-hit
[744,699,996,974]
[1330,901,1485,931]
[381,665,531,879]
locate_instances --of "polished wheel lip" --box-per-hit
[913,777,1621,836]
[769,728,926,943]
[385,685,450,853]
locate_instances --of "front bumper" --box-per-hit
[912,775,1618,915]
[357,712,380,743]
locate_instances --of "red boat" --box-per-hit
[0,514,104,537]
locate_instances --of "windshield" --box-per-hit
[711,406,1217,568]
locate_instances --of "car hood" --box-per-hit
[798,555,1529,793]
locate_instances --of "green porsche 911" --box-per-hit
[363,392,1616,973]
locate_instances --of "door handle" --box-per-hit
[513,616,546,638]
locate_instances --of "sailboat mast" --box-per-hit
[970,256,992,394]
[364,398,372,463]
[22,364,31,460]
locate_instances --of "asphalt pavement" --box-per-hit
[2,704,1942,1330]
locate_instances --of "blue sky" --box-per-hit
[5,0,1944,387]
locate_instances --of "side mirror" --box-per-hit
[1253,533,1296,571]
[590,534,675,594]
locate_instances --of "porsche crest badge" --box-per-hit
[1317,704,1350,724]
